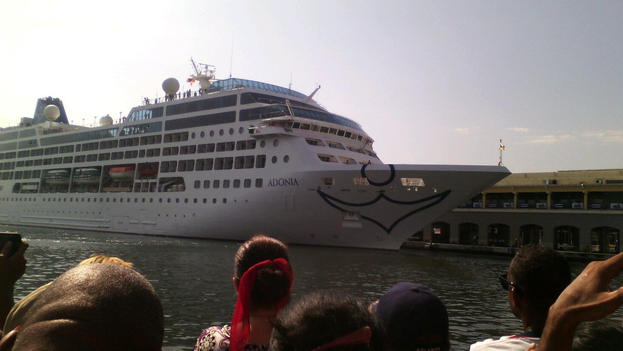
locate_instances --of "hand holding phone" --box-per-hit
[0,233,22,258]
[0,232,28,288]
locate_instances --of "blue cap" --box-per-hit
[374,282,449,350]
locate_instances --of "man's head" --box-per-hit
[271,290,384,351]
[77,254,133,268]
[373,282,450,351]
[505,245,571,332]
[0,264,164,351]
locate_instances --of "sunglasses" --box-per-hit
[498,274,521,294]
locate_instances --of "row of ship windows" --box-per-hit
[2,178,265,200]
[0,129,260,160]
[4,117,372,161]
[0,127,240,158]
[1,142,373,172]
[1,196,241,205]
[318,155,370,165]
[0,151,371,180]
[159,155,274,173]
[4,133,371,163]
[194,178,263,189]
[0,154,277,180]
[0,139,274,170]
[305,138,369,155]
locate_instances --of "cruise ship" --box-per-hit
[0,61,510,249]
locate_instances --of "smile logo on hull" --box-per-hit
[317,164,451,234]
[361,164,395,186]
[317,189,451,234]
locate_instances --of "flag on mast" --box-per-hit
[499,140,505,151]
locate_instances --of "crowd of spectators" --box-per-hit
[0,235,622,351]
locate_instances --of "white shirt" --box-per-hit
[469,335,540,351]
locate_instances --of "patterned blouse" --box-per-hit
[194,325,269,351]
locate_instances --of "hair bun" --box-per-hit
[251,267,290,309]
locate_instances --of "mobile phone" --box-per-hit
[0,232,22,257]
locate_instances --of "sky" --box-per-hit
[0,0,621,173]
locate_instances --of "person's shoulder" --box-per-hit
[470,335,539,351]
[3,281,53,334]
[195,325,231,351]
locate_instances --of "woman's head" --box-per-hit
[230,235,293,351]
[234,234,292,310]
[270,290,385,351]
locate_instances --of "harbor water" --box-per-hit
[0,225,616,350]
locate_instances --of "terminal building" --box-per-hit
[412,169,623,254]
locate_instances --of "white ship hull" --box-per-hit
[0,164,507,249]
[0,73,510,249]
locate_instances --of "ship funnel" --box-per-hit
[33,97,69,125]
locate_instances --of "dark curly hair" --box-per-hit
[509,245,571,330]
[270,290,385,351]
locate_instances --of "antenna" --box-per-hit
[191,57,201,76]
[229,34,234,78]
[289,72,292,90]
[286,100,294,116]
[304,84,321,104]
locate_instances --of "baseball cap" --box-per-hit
[374,282,449,351]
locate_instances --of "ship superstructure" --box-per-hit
[0,62,510,249]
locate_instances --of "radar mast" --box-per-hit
[190,58,216,94]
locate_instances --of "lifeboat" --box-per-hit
[45,170,70,185]
[109,166,135,180]
[139,168,158,176]
[73,168,101,184]
[21,184,39,191]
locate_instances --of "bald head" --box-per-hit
[0,264,164,351]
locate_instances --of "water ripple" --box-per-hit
[2,225,619,351]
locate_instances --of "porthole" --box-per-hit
[239,127,244,134]
[219,129,224,136]
[200,131,205,138]
[272,156,277,164]
[229,128,234,135]
[191,132,196,139]
[273,139,279,147]
[260,140,266,148]
[209,130,214,137]
[284,155,290,163]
